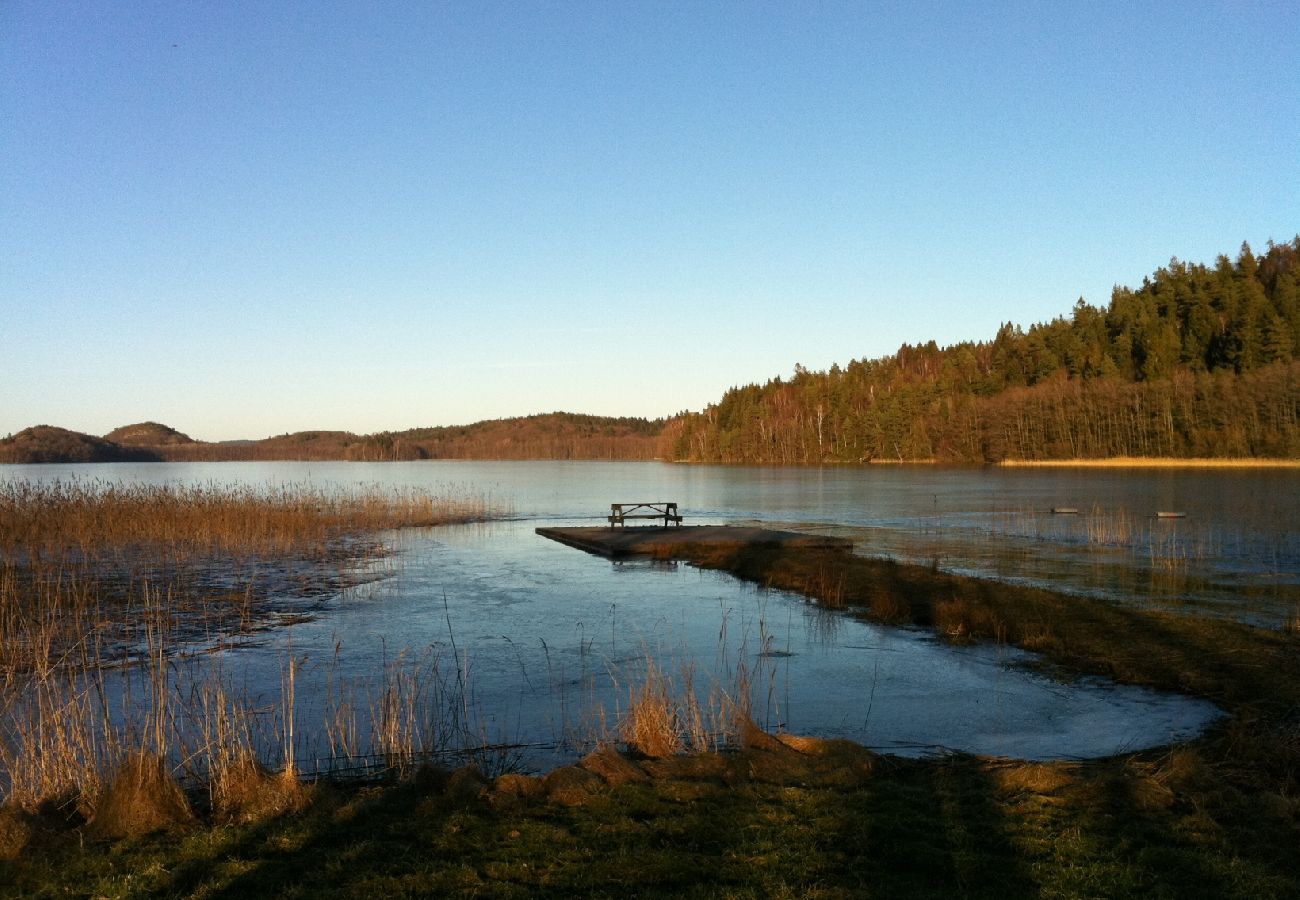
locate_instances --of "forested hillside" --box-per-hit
[0,414,663,464]
[663,240,1300,463]
[7,242,1298,466]
[339,413,662,461]
[0,426,159,464]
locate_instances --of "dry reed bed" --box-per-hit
[996,457,1300,468]
[0,480,508,664]
[0,480,510,816]
[0,480,501,561]
[0,478,761,828]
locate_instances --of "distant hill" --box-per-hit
[0,426,161,464]
[10,240,1295,468]
[104,422,196,446]
[214,414,664,462]
[349,413,664,461]
[0,414,665,464]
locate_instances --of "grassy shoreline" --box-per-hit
[996,456,1300,468]
[4,522,1299,896]
[0,482,511,816]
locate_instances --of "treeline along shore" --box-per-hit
[666,239,1300,463]
[5,239,1299,466]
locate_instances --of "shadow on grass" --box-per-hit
[8,547,1300,898]
[126,752,1044,899]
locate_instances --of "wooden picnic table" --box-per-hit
[608,502,683,528]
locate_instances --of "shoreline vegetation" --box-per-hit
[2,421,1295,470]
[996,456,1300,468]
[0,483,511,810]
[3,241,1299,468]
[2,489,1299,895]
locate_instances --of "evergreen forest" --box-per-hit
[662,240,1300,463]
[4,240,1298,466]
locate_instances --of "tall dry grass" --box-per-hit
[617,651,757,758]
[0,480,500,562]
[0,479,507,813]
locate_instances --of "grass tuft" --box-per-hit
[621,659,684,758]
[85,751,195,841]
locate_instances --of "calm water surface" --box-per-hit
[8,460,1296,766]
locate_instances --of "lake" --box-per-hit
[5,460,1297,770]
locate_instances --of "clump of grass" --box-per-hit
[934,596,1006,643]
[211,751,307,823]
[1018,620,1056,651]
[1149,528,1190,575]
[621,659,683,758]
[85,751,195,841]
[617,651,756,759]
[1284,608,1300,634]
[0,804,31,859]
[797,564,846,609]
[868,589,911,622]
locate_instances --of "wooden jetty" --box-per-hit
[536,525,853,560]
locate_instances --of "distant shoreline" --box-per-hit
[997,457,1300,469]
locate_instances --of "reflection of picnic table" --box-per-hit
[607,502,683,528]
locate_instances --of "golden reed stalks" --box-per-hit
[0,480,508,812]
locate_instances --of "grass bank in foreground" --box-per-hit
[4,540,1299,897]
[9,726,1291,899]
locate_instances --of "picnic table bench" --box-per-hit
[608,502,683,528]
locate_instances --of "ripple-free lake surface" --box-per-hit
[7,460,1291,766]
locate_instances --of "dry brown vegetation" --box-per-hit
[4,526,1300,895]
[617,658,753,759]
[0,480,507,822]
[998,456,1300,468]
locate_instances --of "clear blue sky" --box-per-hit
[2,1,1297,442]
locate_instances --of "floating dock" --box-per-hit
[536,525,853,559]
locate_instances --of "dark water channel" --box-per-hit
[8,460,1296,768]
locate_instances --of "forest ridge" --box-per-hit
[4,239,1298,465]
[666,239,1300,463]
